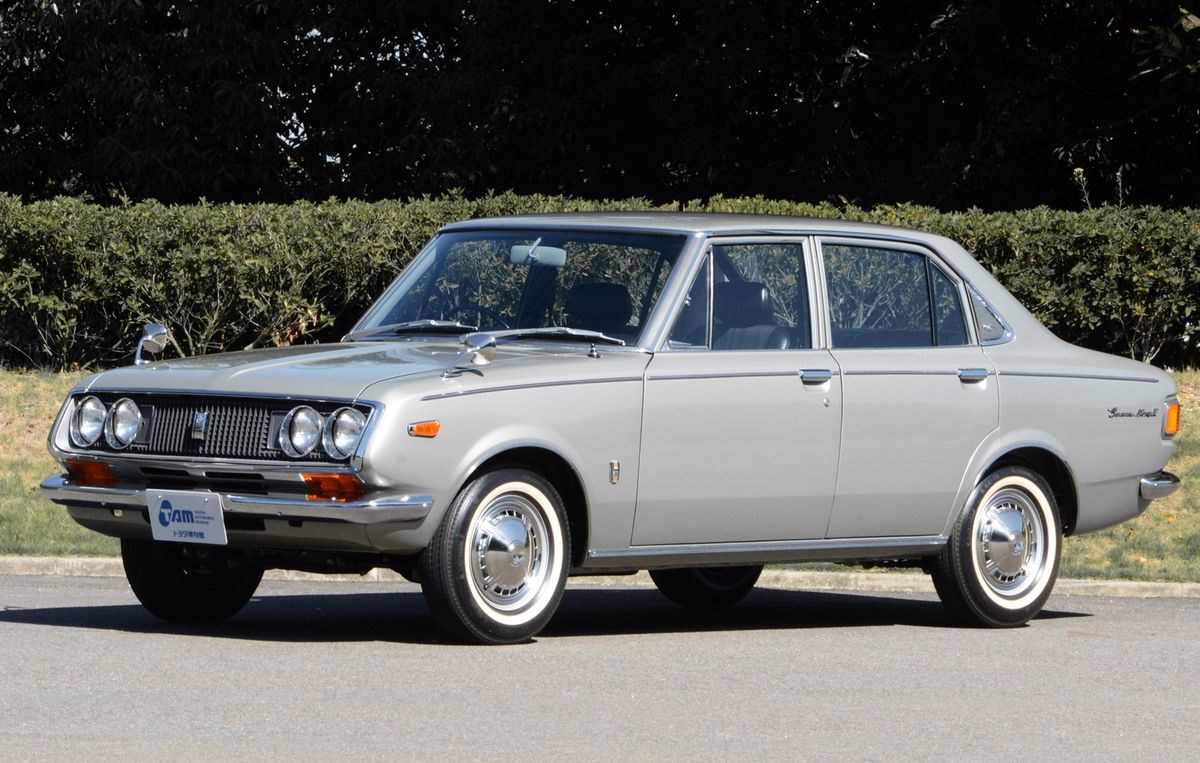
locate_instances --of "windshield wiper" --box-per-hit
[345,319,478,340]
[493,327,625,346]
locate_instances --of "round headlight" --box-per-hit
[71,396,107,447]
[104,398,143,449]
[280,406,323,457]
[322,407,367,459]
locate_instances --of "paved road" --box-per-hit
[1,575,1196,760]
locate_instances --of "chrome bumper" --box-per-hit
[1139,471,1181,501]
[39,475,434,525]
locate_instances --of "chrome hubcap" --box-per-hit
[975,487,1046,598]
[469,493,549,612]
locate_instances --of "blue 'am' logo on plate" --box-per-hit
[158,500,196,528]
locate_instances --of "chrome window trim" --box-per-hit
[929,260,975,346]
[818,236,953,350]
[711,236,817,351]
[816,235,991,349]
[646,233,710,352]
[655,234,819,353]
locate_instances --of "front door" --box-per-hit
[632,241,842,545]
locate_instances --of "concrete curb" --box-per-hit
[2,555,1198,598]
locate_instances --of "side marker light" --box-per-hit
[408,420,441,438]
[1165,403,1181,437]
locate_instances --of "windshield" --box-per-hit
[352,229,687,345]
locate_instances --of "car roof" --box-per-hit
[439,211,935,239]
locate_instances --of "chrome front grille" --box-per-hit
[79,393,370,463]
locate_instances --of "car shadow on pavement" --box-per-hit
[0,585,1088,644]
[542,587,1087,639]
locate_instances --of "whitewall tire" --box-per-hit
[932,466,1062,627]
[420,468,570,644]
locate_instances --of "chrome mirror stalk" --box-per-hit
[134,323,170,366]
[442,332,497,378]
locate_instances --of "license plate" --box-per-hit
[149,490,228,546]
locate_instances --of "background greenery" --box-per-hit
[1,2,1197,210]
[6,367,1197,580]
[2,193,1198,369]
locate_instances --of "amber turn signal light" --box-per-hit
[1165,403,1181,437]
[408,420,441,438]
[65,459,117,488]
[301,473,365,502]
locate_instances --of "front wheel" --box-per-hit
[420,469,570,644]
[931,466,1062,627]
[121,538,263,623]
[650,565,763,609]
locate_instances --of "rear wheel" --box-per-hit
[121,538,263,623]
[932,466,1061,627]
[650,565,763,609]
[420,468,570,644]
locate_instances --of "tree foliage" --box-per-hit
[1,1,1197,208]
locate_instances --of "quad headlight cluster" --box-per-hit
[69,395,368,461]
[70,396,144,450]
[279,405,367,460]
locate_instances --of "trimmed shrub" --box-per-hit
[1,192,1197,369]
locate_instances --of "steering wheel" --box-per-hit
[448,303,511,329]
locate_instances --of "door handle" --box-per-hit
[799,369,834,384]
[957,368,990,383]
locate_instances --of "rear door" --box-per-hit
[819,238,998,538]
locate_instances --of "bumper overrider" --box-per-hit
[39,474,433,525]
[1139,471,1181,501]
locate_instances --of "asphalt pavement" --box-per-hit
[1,574,1197,760]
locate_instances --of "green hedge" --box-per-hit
[2,192,1198,369]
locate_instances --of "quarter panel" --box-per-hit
[984,341,1175,534]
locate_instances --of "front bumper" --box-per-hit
[1139,471,1181,501]
[39,474,433,525]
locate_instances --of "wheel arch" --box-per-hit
[983,447,1079,536]
[468,446,590,567]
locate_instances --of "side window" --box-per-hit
[969,287,1010,343]
[824,245,933,348]
[931,265,968,346]
[667,259,710,348]
[667,243,811,351]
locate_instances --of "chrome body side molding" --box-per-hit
[998,371,1160,384]
[585,535,946,568]
[420,376,642,402]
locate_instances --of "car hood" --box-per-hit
[80,341,466,401]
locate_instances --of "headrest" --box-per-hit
[714,282,772,328]
[565,282,632,332]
